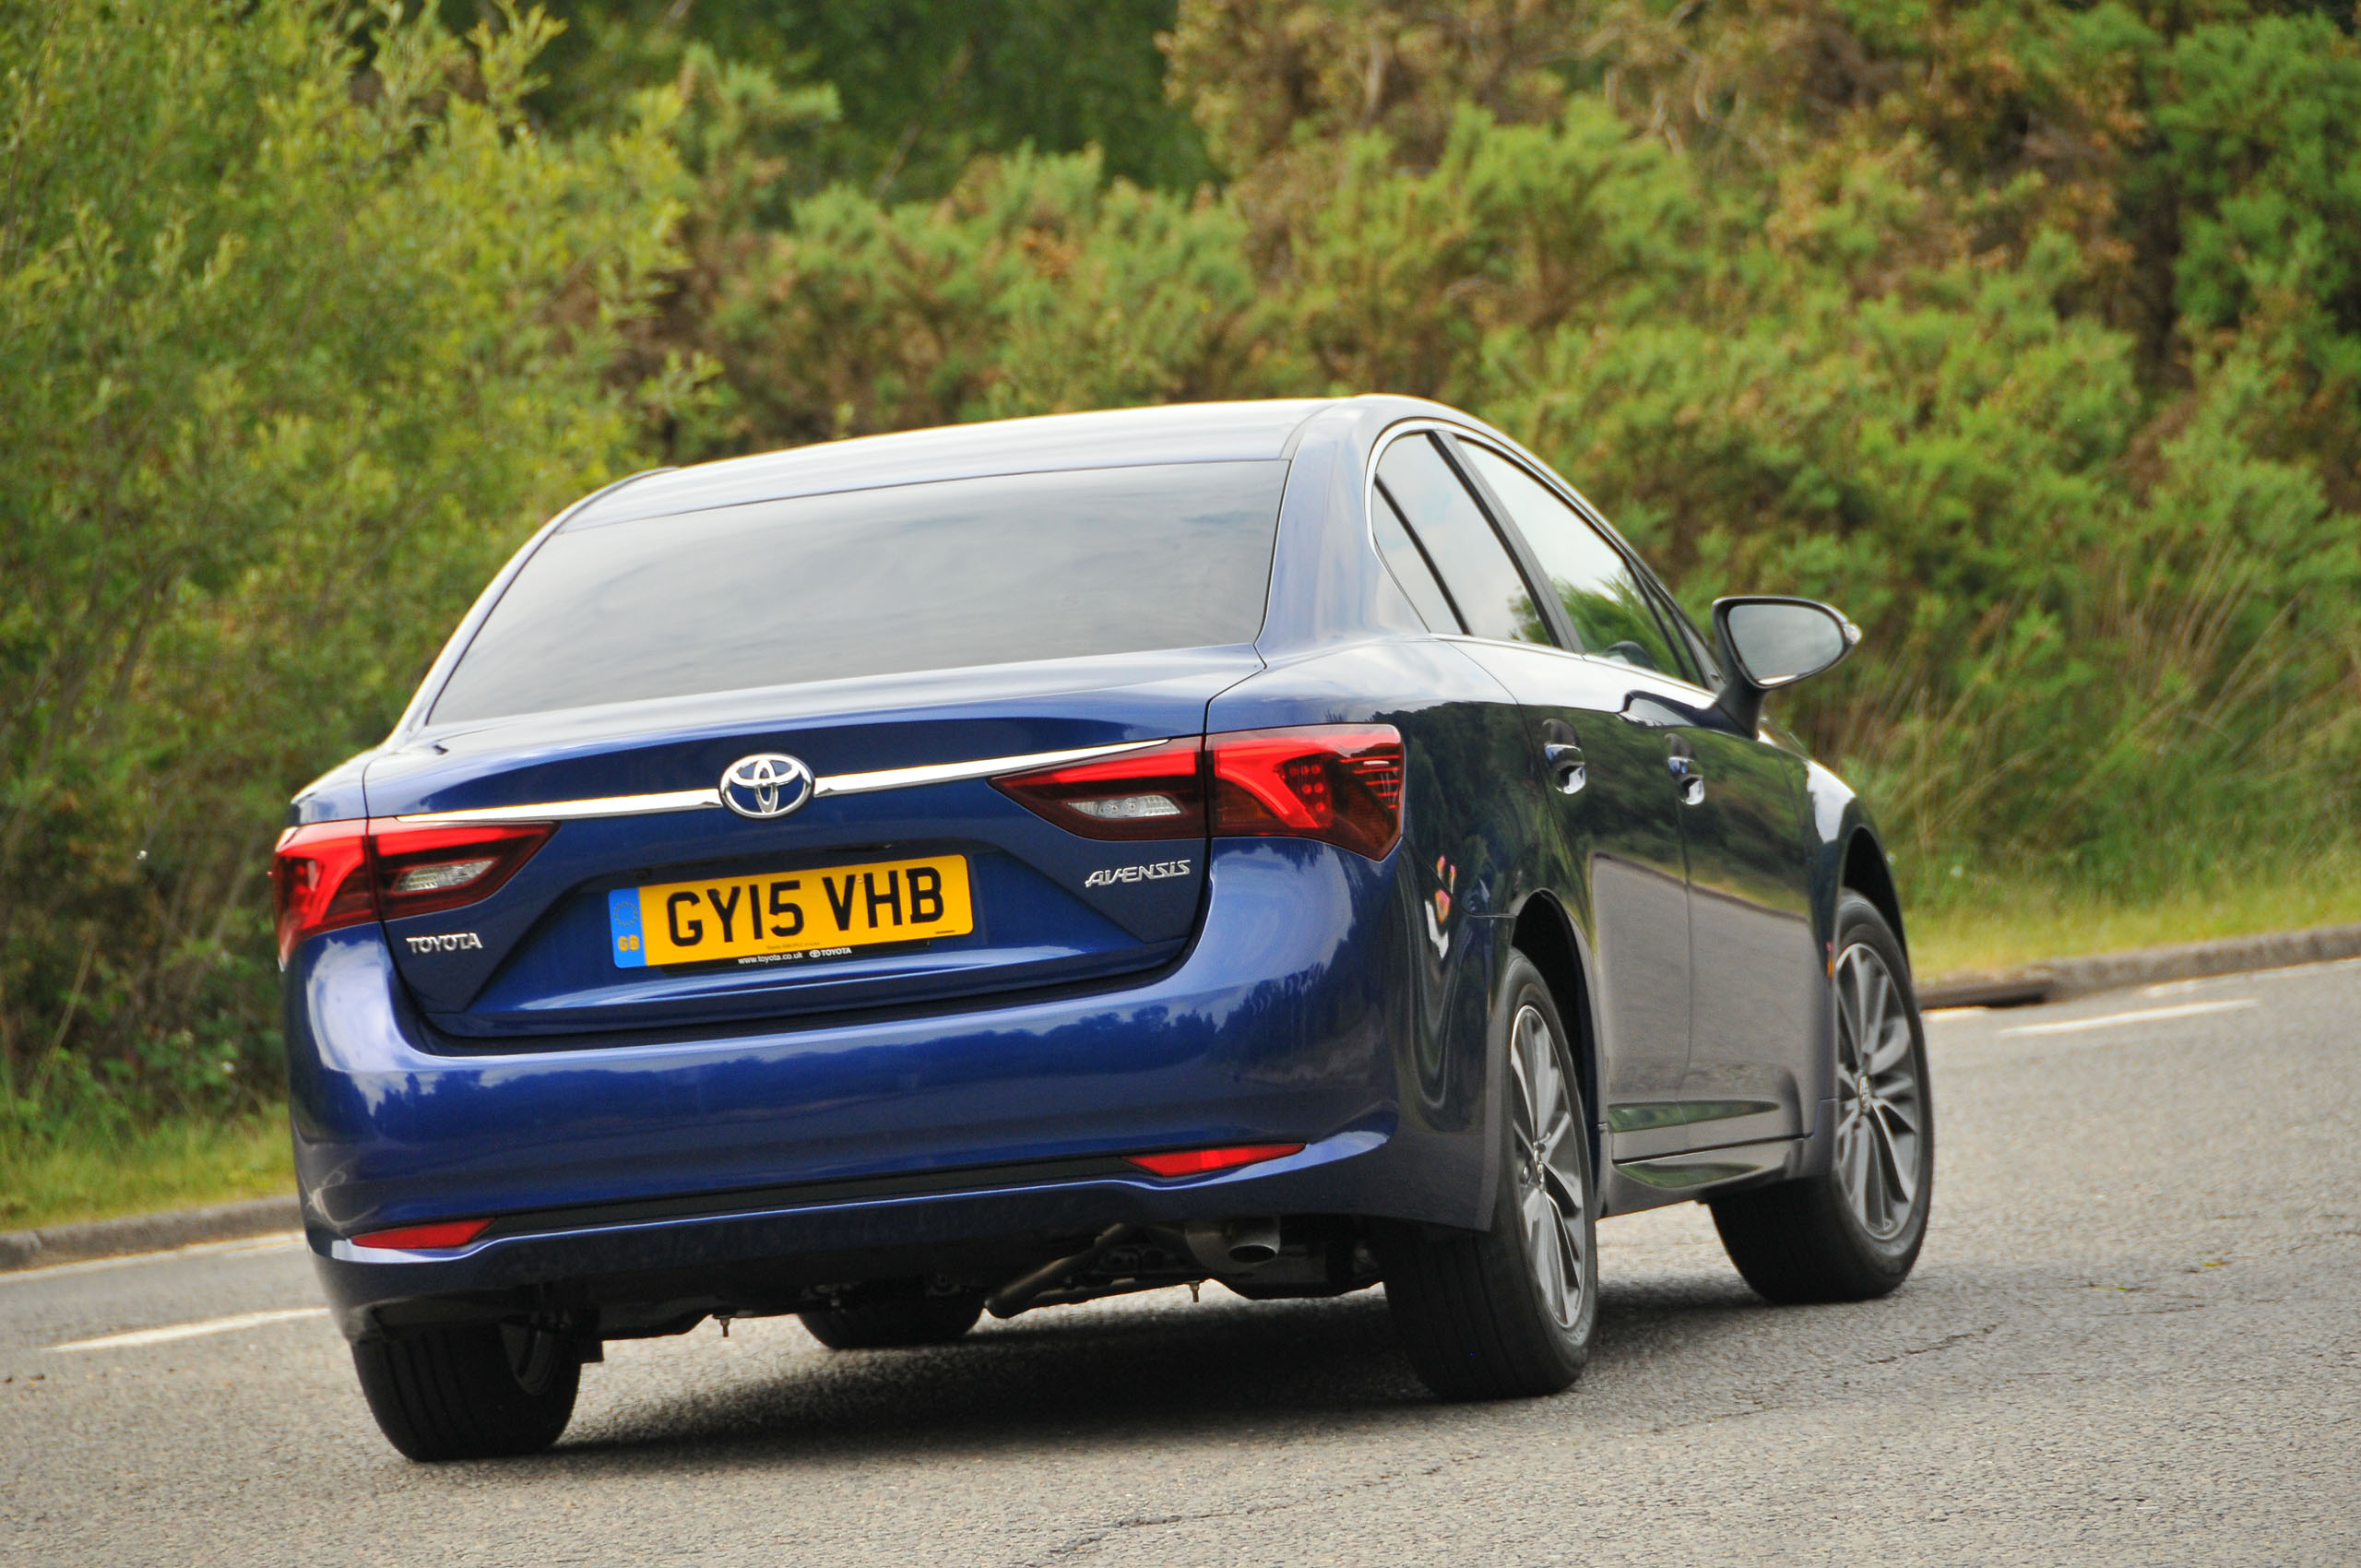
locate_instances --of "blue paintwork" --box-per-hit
[364,647,1257,1030]
[292,836,1410,1228]
[283,394,1901,1340]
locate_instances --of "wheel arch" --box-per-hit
[1507,892,1602,1172]
[1840,826,1907,961]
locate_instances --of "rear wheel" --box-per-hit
[1378,949,1597,1400]
[351,1322,580,1462]
[1709,892,1934,1302]
[800,1289,985,1349]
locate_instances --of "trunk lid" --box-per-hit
[362,648,1254,1041]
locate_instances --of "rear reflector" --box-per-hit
[271,818,554,965]
[1125,1143,1306,1178]
[349,1218,492,1252]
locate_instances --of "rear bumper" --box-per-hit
[286,840,1501,1337]
[307,1129,1399,1338]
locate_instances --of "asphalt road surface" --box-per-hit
[6,961,2357,1566]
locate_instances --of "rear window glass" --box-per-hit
[430,461,1289,723]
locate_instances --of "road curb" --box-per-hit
[0,1194,300,1275]
[1916,921,2361,1010]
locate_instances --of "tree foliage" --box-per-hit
[662,0,2361,901]
[5,0,2359,1122]
[525,0,1216,199]
[0,0,688,1124]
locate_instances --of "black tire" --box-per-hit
[1376,949,1598,1400]
[799,1289,985,1349]
[1709,891,1935,1303]
[350,1323,580,1462]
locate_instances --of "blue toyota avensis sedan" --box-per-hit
[276,397,1933,1460]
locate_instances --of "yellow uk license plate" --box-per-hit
[607,853,972,968]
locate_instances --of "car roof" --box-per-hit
[564,399,1340,530]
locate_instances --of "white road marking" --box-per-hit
[50,1306,328,1352]
[1923,1007,1987,1022]
[2000,999,2256,1038]
[0,1232,304,1287]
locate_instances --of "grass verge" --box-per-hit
[0,1109,294,1234]
[1907,851,2361,980]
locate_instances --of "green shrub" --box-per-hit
[0,0,691,1126]
[7,0,2361,1138]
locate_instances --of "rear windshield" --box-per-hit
[429,461,1288,723]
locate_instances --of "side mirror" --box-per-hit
[1710,596,1861,735]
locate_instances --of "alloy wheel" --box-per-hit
[1833,943,1925,1240]
[1506,1003,1589,1328]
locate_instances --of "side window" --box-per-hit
[1458,444,1681,675]
[1372,491,1465,633]
[1654,585,1724,688]
[1374,434,1550,646]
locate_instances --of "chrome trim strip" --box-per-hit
[396,789,720,826]
[391,740,1169,826]
[812,740,1162,798]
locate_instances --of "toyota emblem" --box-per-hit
[718,754,815,820]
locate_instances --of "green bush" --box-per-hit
[6,0,2359,1134]
[0,0,690,1127]
[530,0,1214,199]
[681,0,2361,903]
[667,144,1259,451]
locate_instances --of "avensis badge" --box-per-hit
[718,754,815,820]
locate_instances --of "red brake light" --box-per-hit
[1126,1143,1306,1178]
[272,820,375,966]
[270,818,553,966]
[350,1218,492,1251]
[1211,724,1404,860]
[992,738,1206,839]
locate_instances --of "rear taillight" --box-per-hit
[271,819,553,966]
[371,821,553,921]
[993,727,1406,860]
[991,738,1207,839]
[1210,725,1403,861]
[272,821,375,965]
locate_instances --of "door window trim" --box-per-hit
[1371,477,1471,634]
[1369,419,1721,703]
[1363,422,1561,651]
[1448,433,1709,687]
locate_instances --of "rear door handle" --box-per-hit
[1667,754,1705,805]
[1544,742,1586,796]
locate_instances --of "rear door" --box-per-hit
[365,460,1288,1040]
[1454,439,1818,1150]
[1371,430,1695,1159]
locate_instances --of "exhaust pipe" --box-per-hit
[1183,1217,1281,1273]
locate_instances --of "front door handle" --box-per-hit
[1544,742,1586,796]
[1667,754,1705,806]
